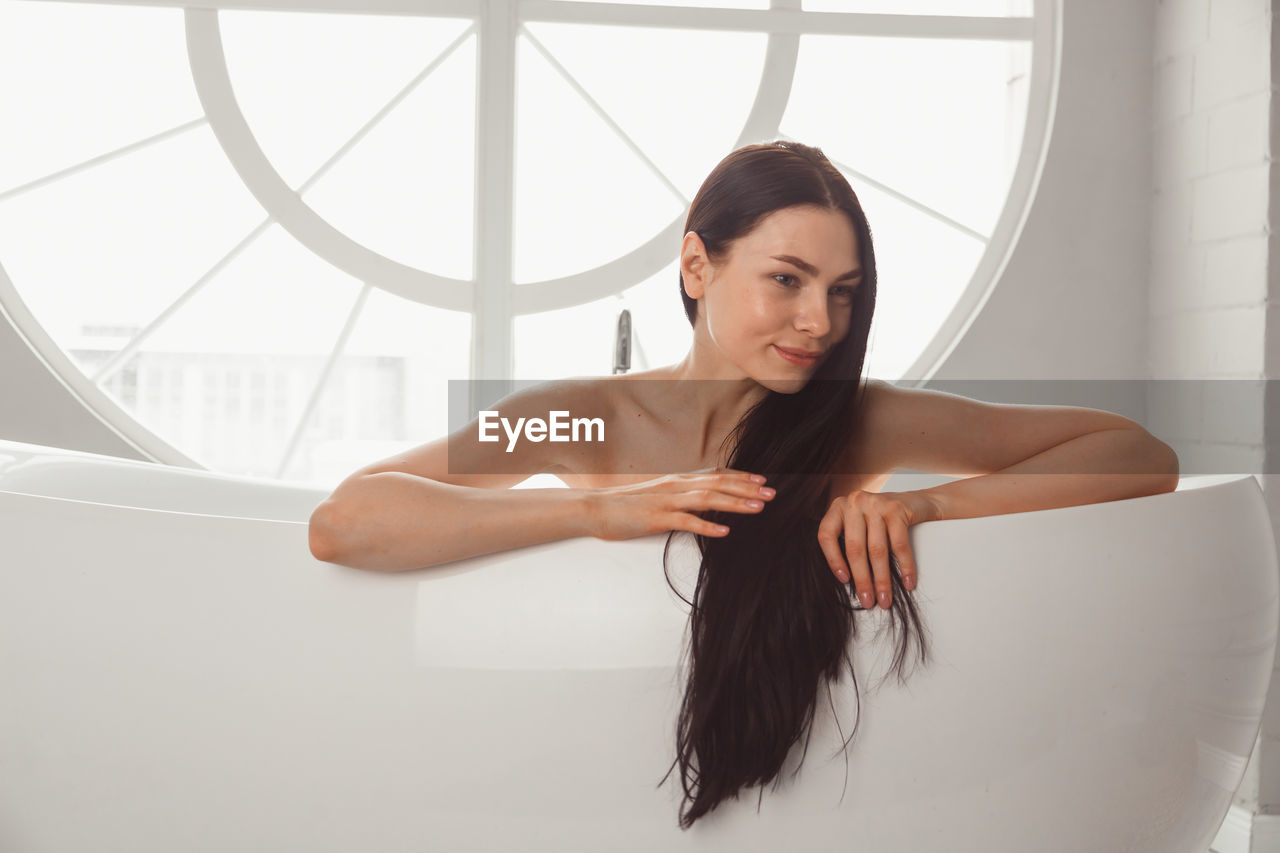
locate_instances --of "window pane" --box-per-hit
[514,23,765,284]
[0,125,265,349]
[221,11,476,278]
[845,175,987,380]
[117,224,362,476]
[515,260,691,379]
[219,11,470,189]
[281,287,471,486]
[0,1,197,193]
[782,35,1028,238]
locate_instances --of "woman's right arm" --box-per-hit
[309,469,596,572]
[308,382,775,572]
[308,382,595,572]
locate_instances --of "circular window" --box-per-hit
[0,0,1057,485]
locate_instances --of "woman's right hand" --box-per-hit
[585,467,777,541]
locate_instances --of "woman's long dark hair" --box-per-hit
[656,140,930,829]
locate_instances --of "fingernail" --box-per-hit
[746,499,763,509]
[837,571,849,584]
[859,591,873,609]
[878,591,889,608]
[750,474,766,484]
[759,487,776,498]
[905,575,916,590]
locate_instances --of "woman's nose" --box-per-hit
[794,289,831,337]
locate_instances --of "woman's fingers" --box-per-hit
[674,477,917,608]
[840,508,876,610]
[862,511,892,609]
[704,470,771,498]
[676,492,763,519]
[669,511,731,538]
[648,469,769,498]
[886,513,917,591]
[590,469,774,542]
[675,477,775,515]
[662,470,774,538]
[688,466,768,486]
[818,491,922,610]
[816,501,854,584]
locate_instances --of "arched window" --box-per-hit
[0,0,1057,485]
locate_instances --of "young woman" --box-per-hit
[308,140,1179,829]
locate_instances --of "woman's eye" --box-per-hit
[772,274,856,297]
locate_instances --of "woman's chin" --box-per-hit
[757,376,810,395]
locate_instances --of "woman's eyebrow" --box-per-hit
[769,254,862,282]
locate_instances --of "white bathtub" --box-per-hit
[0,438,1275,852]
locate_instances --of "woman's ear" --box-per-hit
[681,231,711,300]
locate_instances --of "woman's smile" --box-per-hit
[773,344,822,367]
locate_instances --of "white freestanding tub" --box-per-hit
[0,438,1275,852]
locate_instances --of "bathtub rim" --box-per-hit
[0,466,1255,530]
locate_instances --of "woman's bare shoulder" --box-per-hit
[519,373,638,413]
[545,367,678,410]
[534,369,687,485]
[504,375,635,478]
[831,377,900,493]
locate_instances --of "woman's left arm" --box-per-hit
[820,381,1180,610]
[920,426,1180,521]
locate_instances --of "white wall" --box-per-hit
[1146,0,1276,845]
[0,298,143,458]
[935,0,1156,383]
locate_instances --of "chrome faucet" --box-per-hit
[613,309,631,375]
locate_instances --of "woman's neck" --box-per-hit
[659,353,768,462]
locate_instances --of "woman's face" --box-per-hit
[684,204,862,393]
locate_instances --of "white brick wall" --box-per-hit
[1155,0,1210,62]
[1149,0,1274,844]
[1208,91,1271,170]
[1194,22,1270,107]
[1208,235,1269,307]
[1192,162,1270,242]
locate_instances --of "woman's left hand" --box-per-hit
[816,490,942,610]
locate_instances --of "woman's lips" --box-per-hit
[773,345,820,367]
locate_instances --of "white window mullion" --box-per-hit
[470,0,517,416]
